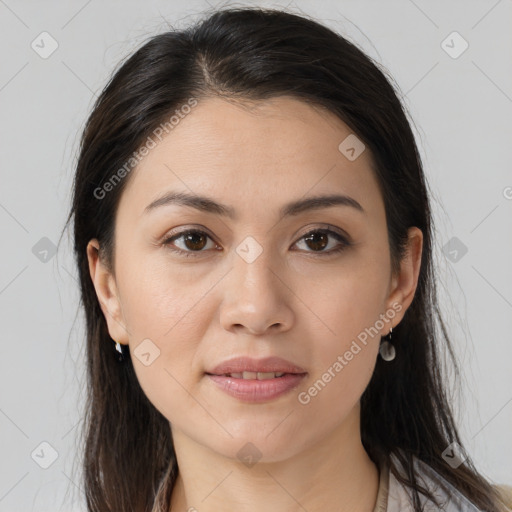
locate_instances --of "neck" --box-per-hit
[168,405,379,512]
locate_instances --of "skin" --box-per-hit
[87,96,423,512]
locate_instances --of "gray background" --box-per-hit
[0,0,511,510]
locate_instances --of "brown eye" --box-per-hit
[181,231,208,251]
[162,229,217,257]
[303,231,329,251]
[294,228,350,255]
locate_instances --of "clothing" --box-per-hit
[372,452,508,512]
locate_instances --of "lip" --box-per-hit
[205,356,308,403]
[206,356,307,375]
[206,373,307,403]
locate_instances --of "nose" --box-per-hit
[219,242,294,335]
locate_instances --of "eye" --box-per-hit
[292,227,350,256]
[162,229,218,258]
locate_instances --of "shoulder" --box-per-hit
[385,453,484,512]
[494,484,512,510]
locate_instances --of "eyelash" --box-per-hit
[161,226,351,259]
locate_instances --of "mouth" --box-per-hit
[204,371,308,403]
[205,371,304,380]
[204,356,308,402]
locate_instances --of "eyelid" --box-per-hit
[295,223,350,243]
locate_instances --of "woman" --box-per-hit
[63,6,512,512]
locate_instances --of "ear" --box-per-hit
[383,227,423,331]
[86,239,129,345]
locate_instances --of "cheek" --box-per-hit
[117,256,225,416]
[298,327,379,426]
[297,259,388,406]
[304,258,390,347]
[126,297,207,426]
[117,250,212,339]
[313,307,381,391]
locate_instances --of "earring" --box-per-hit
[114,340,125,362]
[379,327,396,361]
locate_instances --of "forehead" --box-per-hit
[118,96,381,221]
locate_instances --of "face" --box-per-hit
[88,96,422,463]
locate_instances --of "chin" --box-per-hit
[202,424,310,464]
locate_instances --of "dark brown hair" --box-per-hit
[62,6,508,511]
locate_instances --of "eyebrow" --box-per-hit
[143,191,365,219]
